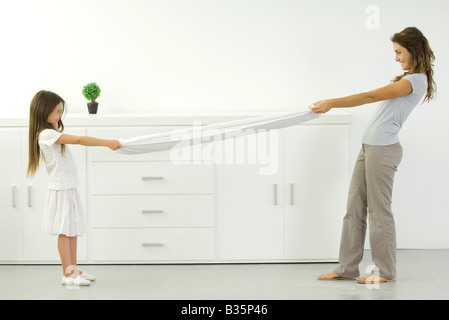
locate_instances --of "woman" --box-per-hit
[312,27,436,284]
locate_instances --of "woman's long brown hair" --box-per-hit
[391,27,436,103]
[27,90,66,177]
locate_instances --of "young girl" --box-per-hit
[27,90,122,286]
[312,27,436,284]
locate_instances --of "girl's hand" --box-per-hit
[309,100,335,114]
[108,140,122,151]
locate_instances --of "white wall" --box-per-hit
[1,0,448,248]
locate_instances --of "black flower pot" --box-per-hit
[87,102,98,114]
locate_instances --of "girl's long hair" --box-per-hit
[391,27,436,103]
[27,90,66,177]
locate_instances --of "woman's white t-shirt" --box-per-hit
[38,129,80,190]
[362,73,428,146]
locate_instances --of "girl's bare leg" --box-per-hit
[58,235,72,277]
[58,235,79,277]
[69,236,78,273]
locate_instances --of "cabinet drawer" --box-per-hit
[89,162,214,194]
[91,228,215,261]
[88,127,188,162]
[90,195,214,228]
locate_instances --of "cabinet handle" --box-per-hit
[290,183,295,205]
[12,186,17,208]
[27,186,32,208]
[273,184,278,206]
[141,177,163,181]
[142,243,164,248]
[141,210,164,214]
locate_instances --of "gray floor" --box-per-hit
[1,250,448,300]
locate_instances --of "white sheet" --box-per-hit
[117,109,320,155]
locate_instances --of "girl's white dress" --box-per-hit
[39,129,86,237]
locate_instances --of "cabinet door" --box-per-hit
[21,128,88,262]
[0,130,23,261]
[216,131,284,260]
[283,125,350,260]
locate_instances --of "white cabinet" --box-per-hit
[283,125,349,261]
[89,162,214,195]
[0,129,23,260]
[90,195,214,228]
[217,125,350,262]
[91,228,215,261]
[0,128,87,263]
[0,113,351,264]
[87,127,216,263]
[216,131,285,260]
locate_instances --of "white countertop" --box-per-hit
[0,110,351,127]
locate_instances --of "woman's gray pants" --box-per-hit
[334,142,403,280]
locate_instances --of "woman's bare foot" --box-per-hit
[317,270,345,280]
[356,273,395,284]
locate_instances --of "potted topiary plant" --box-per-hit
[82,82,101,114]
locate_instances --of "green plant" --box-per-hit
[82,82,101,103]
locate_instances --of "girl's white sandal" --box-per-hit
[79,270,96,281]
[62,275,91,286]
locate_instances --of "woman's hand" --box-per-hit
[108,140,122,151]
[309,99,335,114]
